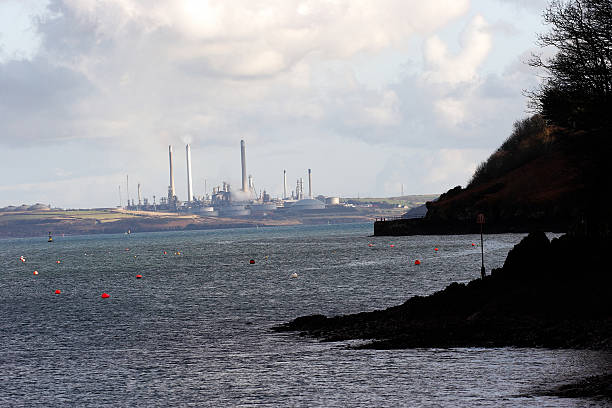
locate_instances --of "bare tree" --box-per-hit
[529,0,612,129]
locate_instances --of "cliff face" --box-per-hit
[375,122,609,236]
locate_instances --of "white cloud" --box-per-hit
[0,0,546,207]
[423,14,492,85]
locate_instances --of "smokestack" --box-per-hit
[137,183,142,206]
[308,168,312,199]
[283,170,287,199]
[240,140,247,192]
[186,144,193,202]
[168,146,175,198]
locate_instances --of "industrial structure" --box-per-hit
[186,144,193,203]
[123,139,352,217]
[283,170,287,200]
[168,145,175,200]
[240,140,247,193]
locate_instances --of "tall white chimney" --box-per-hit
[283,170,287,199]
[308,168,312,199]
[137,183,142,206]
[186,144,193,202]
[240,140,247,192]
[168,145,175,198]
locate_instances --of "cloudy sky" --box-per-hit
[0,0,548,208]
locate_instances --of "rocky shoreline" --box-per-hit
[273,231,611,350]
[535,373,612,400]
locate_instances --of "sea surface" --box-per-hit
[0,223,609,407]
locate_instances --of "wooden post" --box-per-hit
[477,214,485,278]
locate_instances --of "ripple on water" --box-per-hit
[0,225,603,407]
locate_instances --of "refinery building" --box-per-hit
[123,140,345,218]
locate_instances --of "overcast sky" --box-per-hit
[0,0,548,208]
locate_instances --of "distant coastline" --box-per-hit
[0,206,391,239]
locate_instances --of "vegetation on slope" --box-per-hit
[468,115,551,188]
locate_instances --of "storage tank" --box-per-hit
[326,197,340,205]
[289,198,325,211]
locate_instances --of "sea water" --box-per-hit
[0,223,609,407]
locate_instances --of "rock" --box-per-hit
[274,232,612,350]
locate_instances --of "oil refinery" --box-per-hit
[123,140,342,218]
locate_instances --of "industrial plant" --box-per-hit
[122,140,345,218]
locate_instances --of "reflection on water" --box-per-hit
[0,224,608,407]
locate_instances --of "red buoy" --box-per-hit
[136,274,142,279]
[434,248,439,251]
[101,293,110,299]
[249,259,255,264]
[54,289,61,294]
[390,244,395,248]
[368,244,374,247]
[414,260,421,265]
[163,251,167,255]
[472,243,476,247]
[56,260,61,264]
[33,270,39,275]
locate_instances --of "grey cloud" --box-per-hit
[495,0,547,11]
[0,57,91,110]
[0,57,94,145]
[486,20,520,36]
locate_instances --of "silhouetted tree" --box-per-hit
[529,0,612,129]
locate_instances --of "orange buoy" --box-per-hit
[33,270,39,275]
[54,289,61,294]
[249,259,255,264]
[414,260,421,265]
[136,274,142,279]
[101,293,110,299]
[125,248,130,251]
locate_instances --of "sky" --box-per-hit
[0,0,549,208]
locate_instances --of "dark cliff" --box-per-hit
[375,117,610,236]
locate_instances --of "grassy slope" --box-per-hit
[422,125,591,229]
[345,195,439,206]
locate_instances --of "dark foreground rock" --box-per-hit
[536,373,612,400]
[274,232,612,349]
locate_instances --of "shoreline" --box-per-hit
[274,231,612,351]
[0,209,383,239]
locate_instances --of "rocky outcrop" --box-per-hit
[274,232,612,350]
[375,124,612,236]
[536,373,612,400]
